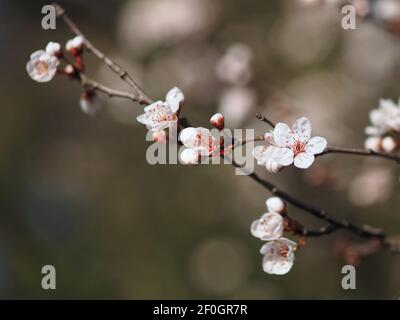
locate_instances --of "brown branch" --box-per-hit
[318,146,400,164]
[53,3,153,106]
[52,6,400,254]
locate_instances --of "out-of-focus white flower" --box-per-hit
[45,42,62,57]
[218,87,257,127]
[266,197,286,214]
[251,212,284,241]
[366,99,400,136]
[179,127,220,164]
[216,43,253,85]
[364,136,382,152]
[118,0,219,55]
[210,113,225,130]
[252,145,283,173]
[64,64,75,76]
[79,91,102,115]
[66,35,84,56]
[349,165,394,207]
[269,117,327,169]
[373,0,400,22]
[26,50,59,83]
[260,237,297,275]
[381,136,397,153]
[137,87,184,131]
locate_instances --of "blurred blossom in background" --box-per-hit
[0,0,399,298]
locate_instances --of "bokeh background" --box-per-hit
[0,0,400,299]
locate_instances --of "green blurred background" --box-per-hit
[0,0,399,299]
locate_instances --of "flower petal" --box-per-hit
[260,238,296,275]
[305,136,327,155]
[179,127,197,146]
[166,86,184,113]
[270,147,294,166]
[273,123,292,147]
[250,212,284,241]
[180,148,199,164]
[293,152,315,169]
[291,117,311,143]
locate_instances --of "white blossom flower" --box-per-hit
[26,50,59,83]
[45,42,61,57]
[270,117,327,169]
[260,237,297,275]
[79,91,102,116]
[179,127,220,164]
[266,197,285,214]
[365,99,400,136]
[137,87,184,131]
[364,136,382,152]
[252,145,283,173]
[251,212,284,241]
[216,43,253,85]
[381,136,397,153]
[66,35,84,55]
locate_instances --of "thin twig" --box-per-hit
[53,3,153,106]
[53,6,400,253]
[256,113,275,128]
[319,146,400,164]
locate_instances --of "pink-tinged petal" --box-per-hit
[179,127,197,146]
[166,87,184,113]
[260,237,296,275]
[144,100,165,113]
[292,117,311,143]
[305,136,327,155]
[180,148,199,164]
[271,147,294,166]
[293,152,315,169]
[273,123,292,147]
[251,212,284,241]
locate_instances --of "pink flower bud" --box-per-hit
[210,113,225,130]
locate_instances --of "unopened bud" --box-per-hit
[66,36,84,56]
[266,197,285,214]
[80,90,101,116]
[45,42,62,58]
[210,113,225,130]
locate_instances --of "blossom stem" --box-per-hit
[53,6,400,254]
[319,146,400,164]
[53,3,152,106]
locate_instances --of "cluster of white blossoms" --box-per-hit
[251,197,297,275]
[253,117,328,172]
[365,99,400,153]
[26,36,102,116]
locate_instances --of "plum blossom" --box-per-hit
[270,117,327,169]
[253,133,283,173]
[266,197,286,214]
[26,50,59,83]
[179,127,220,164]
[137,87,184,131]
[80,90,102,116]
[365,99,400,137]
[251,212,284,241]
[260,237,297,275]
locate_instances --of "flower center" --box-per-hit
[34,60,49,75]
[292,140,305,156]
